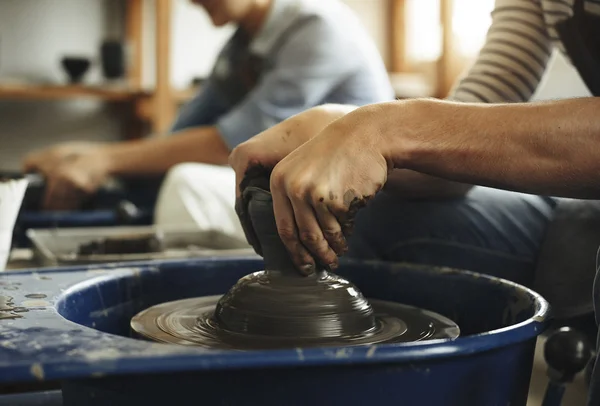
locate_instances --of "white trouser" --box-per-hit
[153,163,246,242]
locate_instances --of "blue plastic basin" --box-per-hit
[0,258,550,405]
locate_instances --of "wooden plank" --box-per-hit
[437,0,454,98]
[126,0,144,89]
[0,84,147,101]
[390,0,407,72]
[153,0,175,134]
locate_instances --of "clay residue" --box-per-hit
[25,293,47,299]
[0,295,22,319]
[77,233,164,256]
[0,313,22,320]
[83,347,122,361]
[0,295,13,311]
[30,363,45,381]
[22,300,50,308]
[338,192,375,236]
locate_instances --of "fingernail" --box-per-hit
[328,262,339,271]
[299,264,315,276]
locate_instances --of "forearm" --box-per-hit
[383,98,600,199]
[104,126,230,176]
[383,170,473,199]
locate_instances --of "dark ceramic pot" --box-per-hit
[61,56,91,83]
[100,40,125,80]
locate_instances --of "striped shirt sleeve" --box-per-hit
[449,0,553,103]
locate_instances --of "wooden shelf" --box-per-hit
[0,83,148,101]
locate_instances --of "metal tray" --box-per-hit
[27,226,256,266]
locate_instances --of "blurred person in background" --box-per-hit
[22,0,393,241]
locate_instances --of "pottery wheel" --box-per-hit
[131,175,460,350]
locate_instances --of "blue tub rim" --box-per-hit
[0,257,551,384]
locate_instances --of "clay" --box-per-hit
[0,313,22,320]
[0,295,22,320]
[212,183,385,341]
[131,294,459,350]
[338,191,376,237]
[0,295,14,311]
[24,294,47,299]
[235,165,273,257]
[215,270,376,339]
[131,171,461,350]
[77,233,164,256]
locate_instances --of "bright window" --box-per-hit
[452,0,495,56]
[405,0,495,63]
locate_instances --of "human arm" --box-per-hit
[237,97,600,273]
[21,126,228,210]
[387,0,557,198]
[22,79,229,210]
[386,97,600,198]
[102,126,229,176]
[363,0,556,200]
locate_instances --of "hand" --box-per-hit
[229,104,357,265]
[229,104,357,197]
[23,142,111,211]
[268,105,391,273]
[23,142,98,175]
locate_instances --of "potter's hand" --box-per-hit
[230,104,357,268]
[229,104,357,197]
[268,105,391,273]
[23,142,111,210]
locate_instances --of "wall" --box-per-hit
[0,0,125,171]
[169,0,235,89]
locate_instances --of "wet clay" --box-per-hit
[132,172,460,349]
[212,183,388,342]
[215,270,376,339]
[339,188,381,237]
[132,176,460,350]
[77,233,164,256]
[131,294,459,350]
